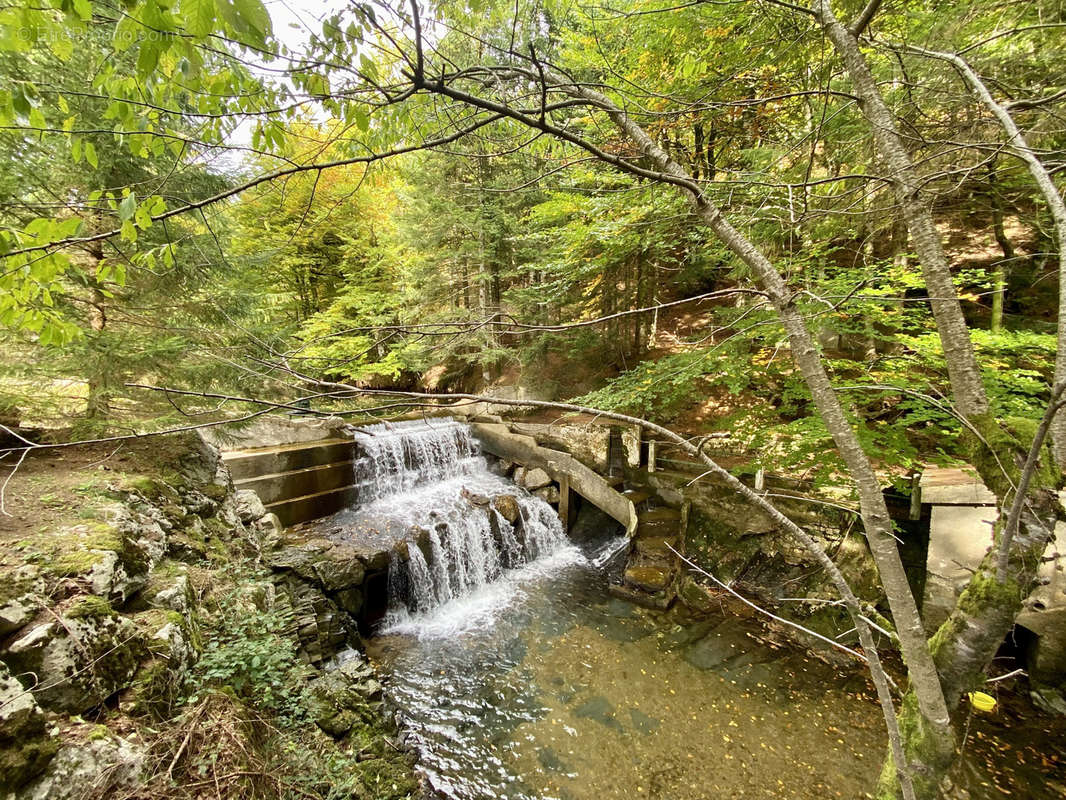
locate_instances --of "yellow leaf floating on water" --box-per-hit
[969,691,997,712]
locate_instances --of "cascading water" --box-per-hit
[343,418,571,631]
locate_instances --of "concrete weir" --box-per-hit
[222,438,357,527]
[216,415,639,534]
[469,422,637,537]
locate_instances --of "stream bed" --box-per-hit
[367,530,889,799]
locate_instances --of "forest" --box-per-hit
[1,0,1066,799]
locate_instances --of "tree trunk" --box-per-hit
[570,82,954,800]
[84,285,110,421]
[987,165,1015,334]
[814,0,989,422]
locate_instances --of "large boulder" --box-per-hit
[4,598,145,713]
[16,732,144,800]
[48,519,157,605]
[0,662,57,791]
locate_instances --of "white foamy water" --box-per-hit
[384,544,588,639]
[346,418,572,631]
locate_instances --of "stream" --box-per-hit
[367,526,887,800]
[348,419,1064,800]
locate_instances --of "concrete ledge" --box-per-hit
[919,466,996,506]
[471,422,636,535]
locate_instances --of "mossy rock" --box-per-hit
[307,657,383,738]
[5,611,146,713]
[624,565,671,592]
[168,519,210,563]
[678,576,718,615]
[46,522,152,603]
[65,594,117,620]
[0,663,57,790]
[118,474,182,504]
[123,612,197,720]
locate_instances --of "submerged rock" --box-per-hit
[573,695,624,732]
[623,564,671,593]
[682,618,755,671]
[678,576,718,615]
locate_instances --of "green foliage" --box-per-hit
[186,583,309,719]
[575,351,717,421]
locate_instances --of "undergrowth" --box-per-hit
[114,565,416,800]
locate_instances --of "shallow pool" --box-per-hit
[367,532,888,799]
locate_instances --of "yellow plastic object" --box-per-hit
[969,691,997,712]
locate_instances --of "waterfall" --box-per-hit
[348,418,568,628]
[352,418,481,503]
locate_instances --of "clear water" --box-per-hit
[367,529,887,800]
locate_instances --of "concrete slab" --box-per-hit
[919,466,996,506]
[923,505,998,628]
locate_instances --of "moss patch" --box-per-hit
[875,691,955,800]
[120,474,182,503]
[65,594,117,620]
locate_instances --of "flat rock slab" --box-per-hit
[636,510,681,537]
[573,695,624,732]
[608,581,675,611]
[634,536,679,559]
[267,537,367,591]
